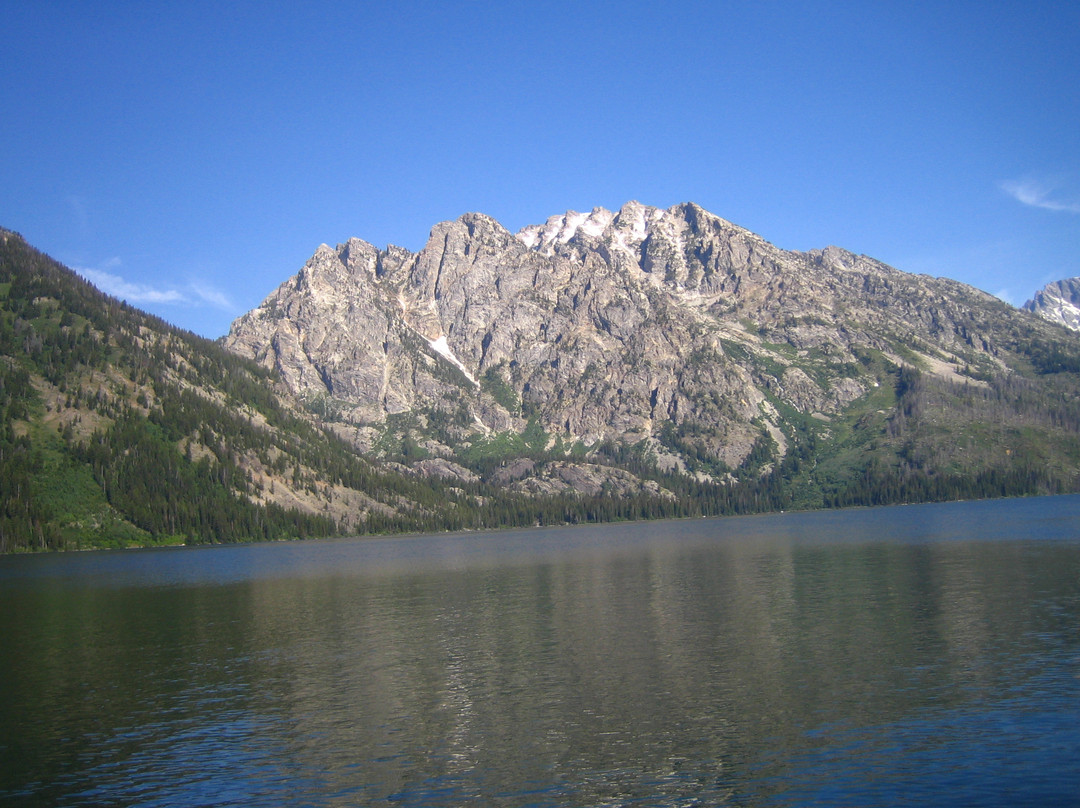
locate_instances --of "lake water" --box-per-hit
[1,496,1079,807]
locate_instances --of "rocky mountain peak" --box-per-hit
[517,205,618,252]
[515,201,748,261]
[1024,277,1080,331]
[223,201,1078,482]
[457,210,512,236]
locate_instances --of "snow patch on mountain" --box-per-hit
[429,335,478,386]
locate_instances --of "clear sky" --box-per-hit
[3,0,1078,338]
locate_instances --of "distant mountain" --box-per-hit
[1024,277,1080,331]
[225,202,1080,506]
[6,200,1080,553]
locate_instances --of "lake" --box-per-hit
[1,496,1079,806]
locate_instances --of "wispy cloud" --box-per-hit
[1000,178,1080,213]
[190,282,232,309]
[76,262,233,310]
[79,265,188,304]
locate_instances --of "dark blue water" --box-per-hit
[2,496,1079,806]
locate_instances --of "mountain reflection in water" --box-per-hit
[1,496,1078,806]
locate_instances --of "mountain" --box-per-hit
[5,200,1080,553]
[5,228,680,553]
[225,201,1080,504]
[1024,277,1080,331]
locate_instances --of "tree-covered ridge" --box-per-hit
[2,226,1080,553]
[0,229,342,549]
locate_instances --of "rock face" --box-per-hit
[1024,278,1080,331]
[223,201,1038,475]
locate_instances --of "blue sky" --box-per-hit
[3,0,1078,337]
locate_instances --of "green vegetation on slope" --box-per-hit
[0,230,354,550]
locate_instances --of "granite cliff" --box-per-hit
[225,202,1080,497]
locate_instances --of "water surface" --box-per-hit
[2,497,1079,806]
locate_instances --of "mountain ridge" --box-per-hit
[4,205,1080,553]
[223,201,1080,504]
[226,201,1025,453]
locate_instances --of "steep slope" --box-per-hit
[0,228,376,550]
[225,201,1080,500]
[1024,277,1080,331]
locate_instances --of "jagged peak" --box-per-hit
[515,200,760,256]
[667,203,755,240]
[295,243,340,281]
[335,237,380,278]
[516,206,617,250]
[384,243,414,260]
[517,201,697,254]
[808,244,855,262]
[670,201,712,221]
[416,212,516,248]
[336,236,377,255]
[457,211,501,227]
[1024,277,1080,331]
[456,211,513,237]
